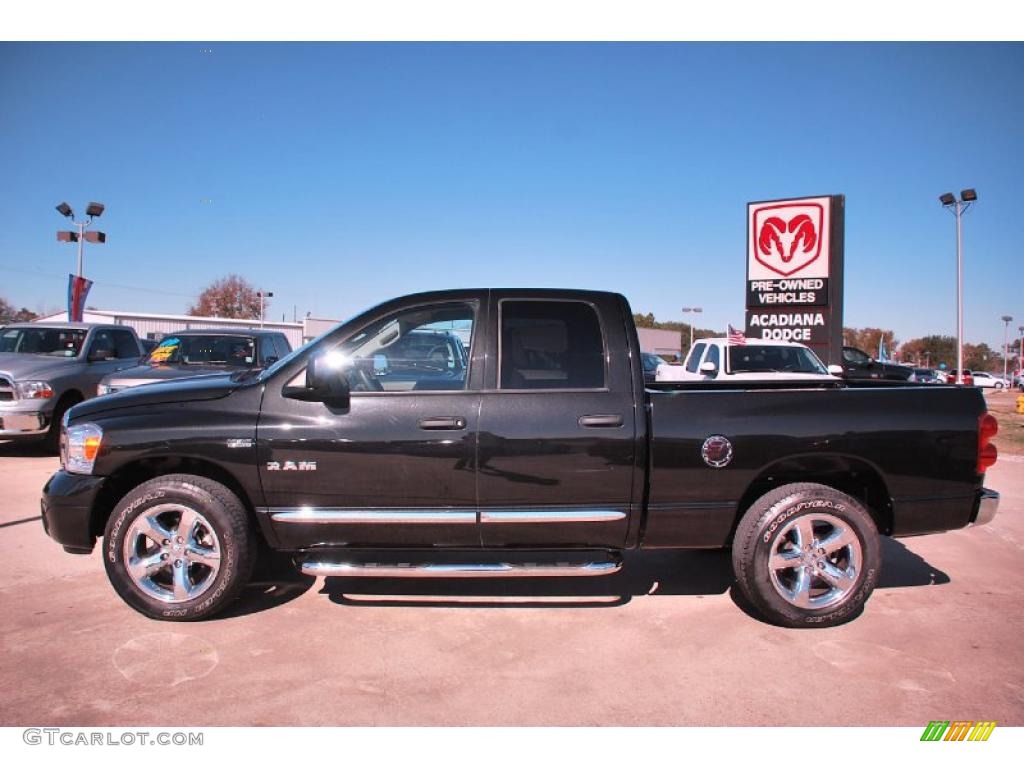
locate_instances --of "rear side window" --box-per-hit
[111,330,140,358]
[686,343,707,373]
[275,335,292,357]
[500,301,605,390]
[257,337,285,365]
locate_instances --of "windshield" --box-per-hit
[145,335,256,367]
[642,353,663,373]
[727,344,829,374]
[0,327,87,357]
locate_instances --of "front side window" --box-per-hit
[500,301,605,390]
[705,344,720,372]
[843,347,871,365]
[88,330,117,360]
[336,302,475,392]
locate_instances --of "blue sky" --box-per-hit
[1,43,1021,347]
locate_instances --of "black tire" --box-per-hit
[103,474,256,621]
[732,482,881,628]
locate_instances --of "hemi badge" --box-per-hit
[226,438,253,449]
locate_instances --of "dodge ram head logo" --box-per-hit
[752,202,824,277]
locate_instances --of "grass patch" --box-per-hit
[984,390,1024,456]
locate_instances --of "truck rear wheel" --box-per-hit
[102,474,256,621]
[732,483,881,628]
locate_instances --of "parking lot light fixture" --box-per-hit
[940,189,977,385]
[55,200,106,278]
[257,291,274,327]
[1003,315,1014,384]
[682,306,703,352]
[1019,325,1024,383]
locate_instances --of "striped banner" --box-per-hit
[67,274,93,322]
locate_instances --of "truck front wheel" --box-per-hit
[102,474,256,621]
[732,483,881,628]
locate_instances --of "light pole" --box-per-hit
[1002,315,1013,385]
[56,201,106,278]
[939,189,977,384]
[257,291,273,328]
[1017,324,1024,385]
[681,306,702,353]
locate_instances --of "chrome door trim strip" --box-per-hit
[267,508,476,524]
[479,508,627,524]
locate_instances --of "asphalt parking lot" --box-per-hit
[1,428,1022,726]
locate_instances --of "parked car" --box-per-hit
[970,372,1006,390]
[96,329,292,396]
[42,288,999,628]
[840,346,913,381]
[0,323,143,448]
[139,338,159,355]
[641,352,664,385]
[947,370,975,387]
[656,337,838,382]
[907,368,945,384]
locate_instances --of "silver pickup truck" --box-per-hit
[0,322,142,448]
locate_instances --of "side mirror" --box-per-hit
[699,361,717,375]
[827,364,844,376]
[307,354,350,406]
[285,353,350,407]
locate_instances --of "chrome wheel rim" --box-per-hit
[122,503,222,603]
[767,512,862,610]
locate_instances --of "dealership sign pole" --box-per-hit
[745,194,845,365]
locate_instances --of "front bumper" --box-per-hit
[0,407,50,437]
[40,470,107,553]
[972,488,1000,527]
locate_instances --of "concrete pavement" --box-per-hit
[1,444,1021,726]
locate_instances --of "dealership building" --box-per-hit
[34,309,342,349]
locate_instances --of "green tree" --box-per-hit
[900,335,957,369]
[963,343,997,372]
[843,327,899,359]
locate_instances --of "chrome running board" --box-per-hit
[300,560,622,578]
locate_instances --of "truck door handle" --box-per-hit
[578,414,624,428]
[418,417,467,430]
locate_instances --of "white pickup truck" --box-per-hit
[656,337,841,383]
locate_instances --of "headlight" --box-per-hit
[15,380,54,399]
[64,422,103,475]
[97,383,112,396]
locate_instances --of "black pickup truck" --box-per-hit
[41,289,1000,627]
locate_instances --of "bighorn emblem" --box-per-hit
[751,203,825,277]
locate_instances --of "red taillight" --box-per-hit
[978,412,998,473]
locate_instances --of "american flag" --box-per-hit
[728,324,747,345]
